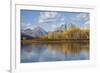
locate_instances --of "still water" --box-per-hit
[21,42,89,63]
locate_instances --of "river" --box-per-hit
[21,42,89,63]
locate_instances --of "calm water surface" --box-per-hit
[21,42,89,63]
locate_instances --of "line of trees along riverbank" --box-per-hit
[21,27,89,44]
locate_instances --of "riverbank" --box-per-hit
[21,39,89,45]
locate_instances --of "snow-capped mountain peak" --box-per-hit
[21,26,47,38]
[55,23,76,31]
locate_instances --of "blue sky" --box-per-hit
[21,10,89,31]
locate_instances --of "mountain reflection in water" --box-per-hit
[21,42,89,63]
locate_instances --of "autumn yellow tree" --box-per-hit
[63,28,80,39]
[41,35,48,40]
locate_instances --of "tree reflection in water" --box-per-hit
[21,42,89,63]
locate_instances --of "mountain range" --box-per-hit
[55,23,76,32]
[21,26,47,39]
[21,23,76,39]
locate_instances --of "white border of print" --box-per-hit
[11,4,96,73]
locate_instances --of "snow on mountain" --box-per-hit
[32,26,47,37]
[55,23,76,31]
[21,26,47,38]
[21,23,76,39]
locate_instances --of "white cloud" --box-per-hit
[21,23,34,30]
[83,21,89,29]
[72,13,89,21]
[71,13,89,29]
[38,12,60,23]
[50,21,66,31]
[61,18,65,22]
